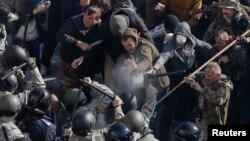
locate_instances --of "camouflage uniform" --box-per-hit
[16,67,46,105]
[67,80,117,141]
[58,81,115,137]
[136,84,159,141]
[69,129,107,141]
[192,72,233,125]
[0,24,7,51]
[0,51,8,72]
[0,120,26,141]
[203,0,250,44]
[191,72,233,141]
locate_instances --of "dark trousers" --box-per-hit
[41,0,62,67]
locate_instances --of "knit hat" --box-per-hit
[164,15,180,33]
[110,15,128,36]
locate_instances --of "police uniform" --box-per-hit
[25,115,56,141]
[69,129,107,141]
[0,120,25,141]
[0,94,28,141]
[16,66,46,105]
[136,84,159,141]
[0,51,7,72]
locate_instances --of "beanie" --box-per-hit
[164,15,180,33]
[110,15,128,36]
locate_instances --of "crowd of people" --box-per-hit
[0,0,250,141]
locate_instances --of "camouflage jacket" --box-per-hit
[203,11,250,45]
[193,72,233,125]
[69,128,107,141]
[0,120,25,141]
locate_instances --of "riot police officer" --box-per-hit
[174,121,201,141]
[17,88,72,141]
[56,88,87,136]
[120,92,138,114]
[0,55,46,105]
[0,44,28,71]
[0,71,19,93]
[70,109,107,141]
[0,94,28,140]
[120,110,159,141]
[104,122,133,141]
[0,44,44,95]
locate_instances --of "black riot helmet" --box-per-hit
[120,92,138,114]
[63,88,87,112]
[2,45,28,68]
[26,88,51,115]
[0,4,11,24]
[72,109,96,137]
[0,71,18,92]
[0,93,20,117]
[174,121,200,141]
[104,122,133,141]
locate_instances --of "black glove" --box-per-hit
[237,36,249,44]
[27,57,37,70]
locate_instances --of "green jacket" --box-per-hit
[122,29,170,91]
[193,72,233,125]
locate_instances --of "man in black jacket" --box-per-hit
[57,5,102,95]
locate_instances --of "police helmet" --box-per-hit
[174,121,200,141]
[0,4,11,24]
[72,109,96,136]
[0,94,20,116]
[63,88,87,112]
[2,45,28,68]
[0,71,18,92]
[104,122,133,141]
[26,88,51,115]
[120,92,138,114]
[120,110,146,132]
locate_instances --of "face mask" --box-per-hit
[176,34,187,45]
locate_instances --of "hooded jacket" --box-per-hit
[122,28,170,91]
[99,8,153,62]
[154,22,212,71]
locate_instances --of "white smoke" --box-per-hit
[112,56,155,96]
